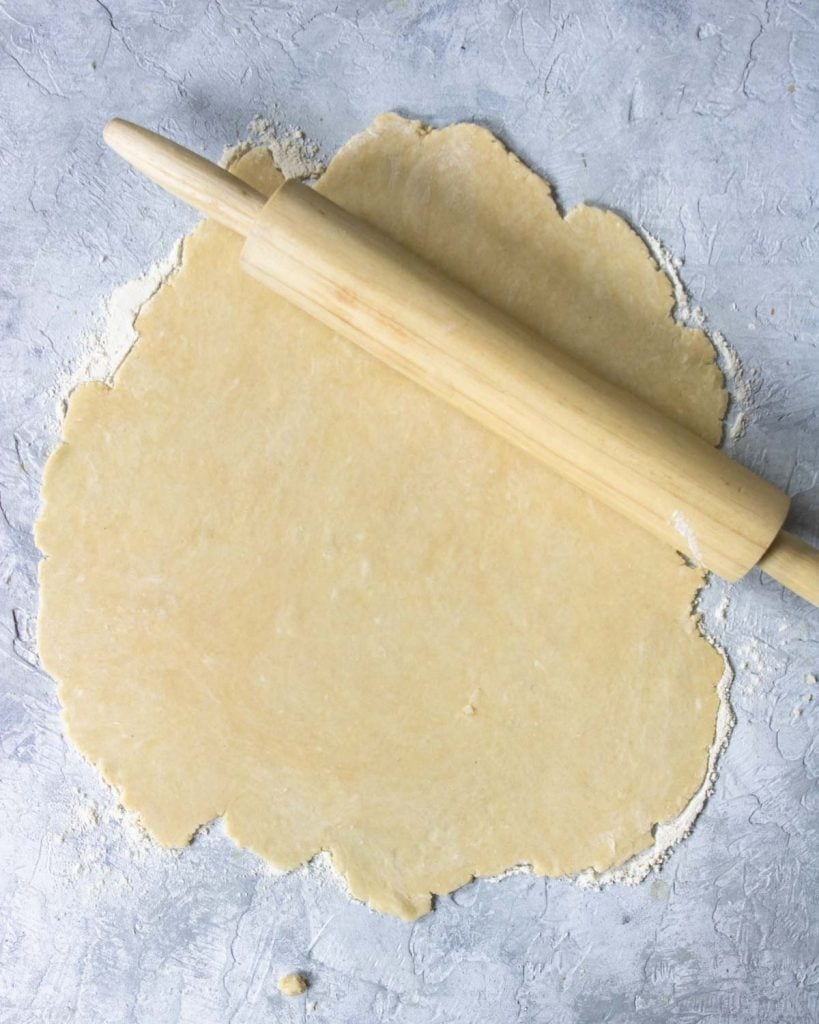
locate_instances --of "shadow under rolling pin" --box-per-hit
[103,119,819,609]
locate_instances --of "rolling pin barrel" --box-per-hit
[104,119,819,606]
[241,180,789,582]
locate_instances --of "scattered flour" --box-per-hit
[76,803,99,828]
[60,786,157,865]
[222,116,326,179]
[791,691,814,721]
[709,330,760,440]
[714,593,730,623]
[44,784,166,914]
[52,239,184,410]
[671,509,704,565]
[643,231,755,442]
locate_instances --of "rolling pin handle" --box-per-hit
[103,119,266,236]
[757,530,819,607]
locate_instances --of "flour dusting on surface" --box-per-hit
[643,231,755,444]
[222,116,326,179]
[671,509,704,564]
[52,239,184,409]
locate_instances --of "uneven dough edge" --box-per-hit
[37,116,731,920]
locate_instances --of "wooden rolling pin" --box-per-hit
[103,119,819,607]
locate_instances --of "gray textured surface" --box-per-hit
[1,0,818,1021]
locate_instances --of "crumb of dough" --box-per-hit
[278,973,309,997]
[307,1001,318,1012]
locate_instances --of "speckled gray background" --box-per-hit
[1,1,818,1021]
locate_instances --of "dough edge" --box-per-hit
[36,115,733,921]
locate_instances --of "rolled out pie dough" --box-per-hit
[38,114,728,919]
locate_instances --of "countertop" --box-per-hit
[1,1,817,1021]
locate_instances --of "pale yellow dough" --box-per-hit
[277,973,309,997]
[38,114,727,919]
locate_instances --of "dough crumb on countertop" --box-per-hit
[278,973,309,997]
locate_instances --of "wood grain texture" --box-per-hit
[241,180,789,582]
[758,531,819,606]
[104,120,266,236]
[105,121,818,603]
